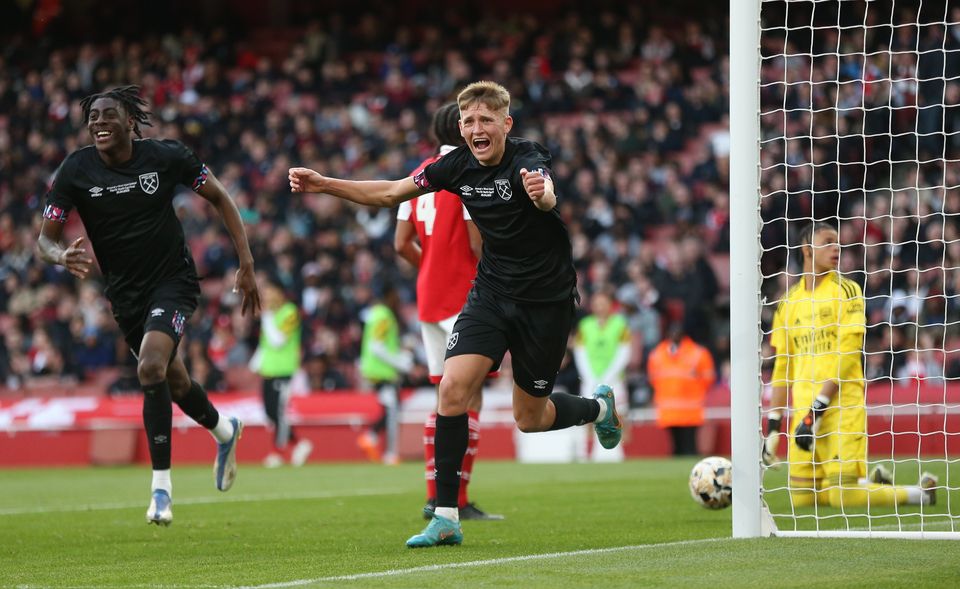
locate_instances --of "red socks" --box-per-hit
[425,410,480,507]
[424,413,436,500]
[459,410,480,507]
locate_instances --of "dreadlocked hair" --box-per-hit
[80,85,153,139]
[431,102,463,149]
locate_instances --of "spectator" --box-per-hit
[184,339,226,393]
[0,4,737,398]
[291,352,348,393]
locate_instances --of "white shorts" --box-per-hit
[421,314,459,384]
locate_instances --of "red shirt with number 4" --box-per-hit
[398,148,478,322]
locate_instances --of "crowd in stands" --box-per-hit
[0,4,734,398]
[758,3,960,383]
[0,3,740,399]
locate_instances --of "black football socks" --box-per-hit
[142,381,173,470]
[548,392,601,430]
[433,413,469,509]
[174,380,220,429]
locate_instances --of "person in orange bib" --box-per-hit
[647,321,715,455]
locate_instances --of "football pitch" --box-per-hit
[2,459,959,588]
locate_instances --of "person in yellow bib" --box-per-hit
[358,284,412,464]
[765,221,937,507]
[253,276,311,467]
[573,289,632,461]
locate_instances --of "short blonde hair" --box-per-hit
[457,81,510,115]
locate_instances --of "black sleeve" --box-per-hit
[416,148,461,192]
[43,155,78,224]
[163,139,207,190]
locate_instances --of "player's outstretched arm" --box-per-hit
[289,167,422,208]
[195,169,261,317]
[37,220,93,279]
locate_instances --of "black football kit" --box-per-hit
[44,139,206,352]
[414,136,577,396]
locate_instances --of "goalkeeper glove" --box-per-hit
[794,396,829,452]
[762,413,782,468]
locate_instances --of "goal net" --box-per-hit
[732,0,960,538]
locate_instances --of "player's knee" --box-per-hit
[514,416,539,433]
[513,408,545,433]
[437,376,472,414]
[137,356,168,385]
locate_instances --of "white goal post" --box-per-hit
[731,0,960,539]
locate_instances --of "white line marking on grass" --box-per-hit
[847,520,960,532]
[20,538,730,589]
[232,538,729,588]
[0,488,403,516]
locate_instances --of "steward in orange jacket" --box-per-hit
[647,323,715,455]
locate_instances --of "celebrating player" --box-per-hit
[765,221,936,507]
[37,86,261,525]
[395,102,502,520]
[290,81,622,547]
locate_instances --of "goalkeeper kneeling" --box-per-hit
[764,222,937,509]
[764,387,936,508]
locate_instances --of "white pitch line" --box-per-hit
[231,537,729,589]
[847,520,960,532]
[16,539,730,589]
[0,488,404,516]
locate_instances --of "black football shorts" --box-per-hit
[445,285,576,397]
[112,274,201,358]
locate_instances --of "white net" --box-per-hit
[757,0,960,536]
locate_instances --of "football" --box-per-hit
[689,456,733,509]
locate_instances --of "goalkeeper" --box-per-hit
[764,222,936,508]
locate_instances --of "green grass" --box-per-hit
[764,459,960,532]
[1,459,959,588]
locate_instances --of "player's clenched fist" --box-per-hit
[520,167,547,201]
[288,167,324,193]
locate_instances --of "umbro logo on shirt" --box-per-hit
[150,308,165,318]
[89,187,103,198]
[460,184,500,198]
[533,380,548,389]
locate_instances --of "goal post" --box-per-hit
[730,0,764,539]
[731,0,960,539]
